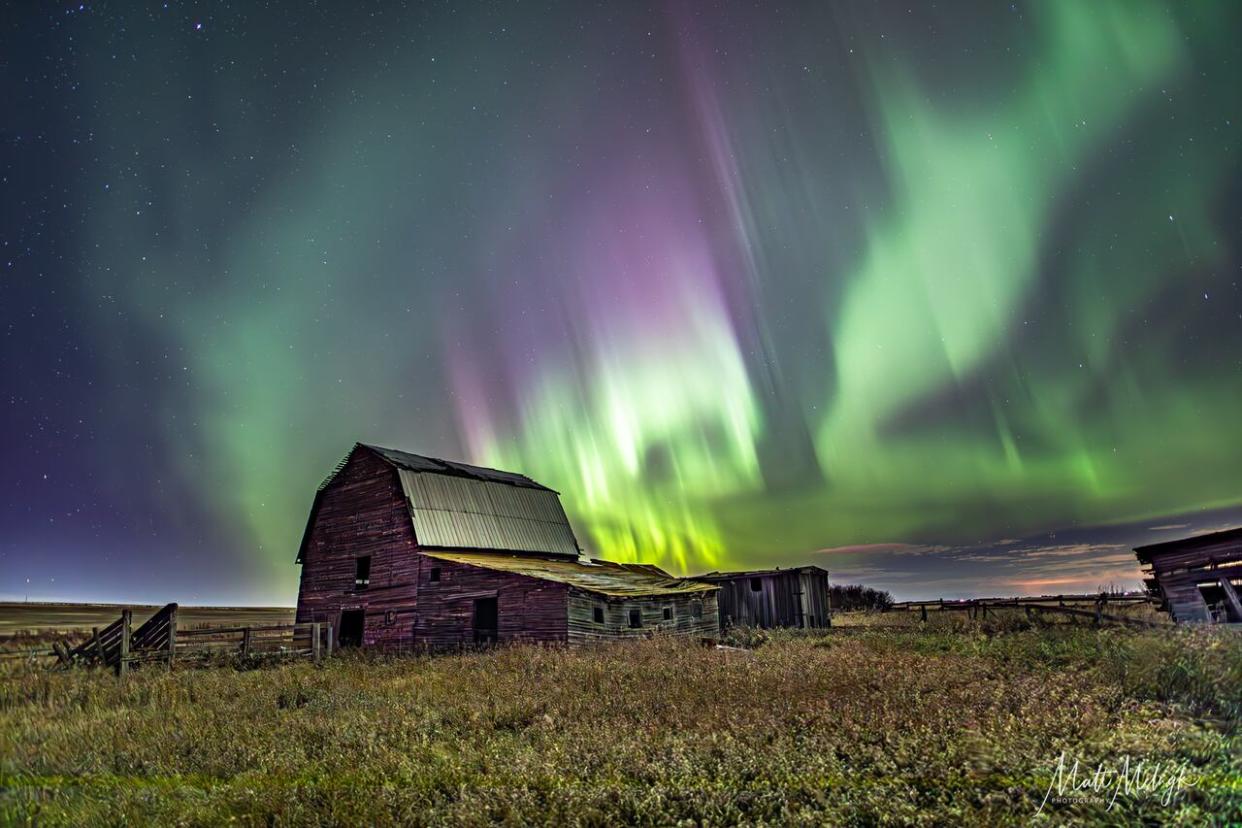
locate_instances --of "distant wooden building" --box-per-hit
[692,566,830,629]
[295,443,718,649]
[1134,528,1242,624]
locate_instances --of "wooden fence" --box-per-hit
[5,603,332,675]
[887,594,1166,628]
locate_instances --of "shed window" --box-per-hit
[662,607,672,621]
[750,577,762,592]
[429,567,441,583]
[593,606,604,624]
[628,609,642,628]
[385,610,396,626]
[354,556,371,589]
[691,601,703,619]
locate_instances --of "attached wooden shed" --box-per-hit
[1134,528,1242,624]
[692,566,830,629]
[294,443,718,649]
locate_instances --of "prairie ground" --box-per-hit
[1,619,1239,826]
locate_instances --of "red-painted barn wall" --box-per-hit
[294,447,421,649]
[411,556,569,649]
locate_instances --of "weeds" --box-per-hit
[0,628,1237,825]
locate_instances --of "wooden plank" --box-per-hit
[176,624,301,637]
[117,609,131,678]
[1026,604,1164,628]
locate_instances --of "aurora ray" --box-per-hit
[3,0,1240,603]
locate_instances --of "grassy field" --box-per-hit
[1,615,1238,826]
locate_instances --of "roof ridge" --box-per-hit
[359,443,554,492]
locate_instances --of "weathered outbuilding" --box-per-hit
[692,566,830,629]
[1134,528,1242,624]
[294,443,718,649]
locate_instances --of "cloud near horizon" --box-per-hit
[812,506,1242,600]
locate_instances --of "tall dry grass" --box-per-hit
[1,626,1238,826]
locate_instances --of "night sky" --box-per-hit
[4,1,1241,605]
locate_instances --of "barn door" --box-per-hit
[473,597,498,644]
[338,609,365,648]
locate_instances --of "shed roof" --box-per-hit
[297,443,579,562]
[1134,526,1242,564]
[423,551,719,598]
[694,565,829,581]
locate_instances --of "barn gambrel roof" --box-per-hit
[296,443,580,562]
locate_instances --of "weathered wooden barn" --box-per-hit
[692,566,830,629]
[294,443,719,649]
[1134,528,1242,624]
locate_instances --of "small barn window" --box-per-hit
[593,606,604,624]
[354,556,371,589]
[691,600,703,618]
[429,567,441,583]
[750,577,762,592]
[385,610,396,626]
[662,607,672,621]
[628,609,642,628]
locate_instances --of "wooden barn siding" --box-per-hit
[294,448,421,649]
[714,572,829,629]
[798,570,831,628]
[1143,542,1242,623]
[1153,569,1242,623]
[412,556,570,649]
[566,591,719,644]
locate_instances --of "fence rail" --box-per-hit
[0,604,332,674]
[886,593,1167,628]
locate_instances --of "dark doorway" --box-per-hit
[339,609,365,648]
[1197,583,1241,623]
[473,597,498,644]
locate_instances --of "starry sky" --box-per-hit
[3,1,1241,605]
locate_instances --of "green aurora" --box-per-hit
[5,0,1240,603]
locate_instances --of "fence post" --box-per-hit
[91,626,104,663]
[312,623,321,664]
[241,628,252,658]
[167,606,177,668]
[920,604,928,623]
[117,609,132,678]
[326,624,333,659]
[1094,599,1103,627]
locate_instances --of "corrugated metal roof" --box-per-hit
[423,551,719,597]
[398,469,580,556]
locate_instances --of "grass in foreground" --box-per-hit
[1,624,1239,826]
